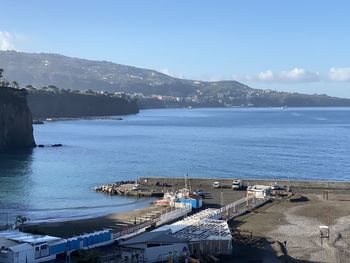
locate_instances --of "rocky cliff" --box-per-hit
[0,87,36,150]
[27,90,139,119]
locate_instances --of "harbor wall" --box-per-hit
[139,177,350,190]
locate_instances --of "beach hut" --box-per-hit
[178,194,202,209]
[0,243,35,263]
[49,240,67,255]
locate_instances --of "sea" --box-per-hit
[1,107,350,226]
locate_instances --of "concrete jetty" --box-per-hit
[139,177,350,190]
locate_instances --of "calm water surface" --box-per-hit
[1,107,350,225]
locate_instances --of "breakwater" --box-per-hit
[93,181,164,197]
[139,177,350,190]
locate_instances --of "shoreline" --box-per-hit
[22,204,162,238]
[5,176,350,262]
[14,176,350,235]
[33,106,350,122]
[34,115,128,122]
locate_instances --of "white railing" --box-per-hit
[220,196,271,220]
[112,203,192,240]
[113,218,159,240]
[158,203,191,225]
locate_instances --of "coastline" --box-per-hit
[34,115,130,122]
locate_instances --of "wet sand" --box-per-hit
[23,205,170,238]
[22,183,246,238]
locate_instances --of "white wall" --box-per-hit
[144,243,188,262]
[15,248,35,263]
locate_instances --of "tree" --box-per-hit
[15,215,28,229]
[0,69,11,88]
[0,80,10,88]
[12,81,20,89]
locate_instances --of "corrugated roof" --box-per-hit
[0,237,18,248]
[9,243,33,252]
[120,231,185,246]
[0,230,62,245]
[172,219,232,241]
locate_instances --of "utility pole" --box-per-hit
[220,190,224,208]
[6,211,9,229]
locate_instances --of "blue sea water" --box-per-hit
[1,107,350,225]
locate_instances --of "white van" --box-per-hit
[232,179,242,190]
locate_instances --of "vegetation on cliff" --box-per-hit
[25,86,139,119]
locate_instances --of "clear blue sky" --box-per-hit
[1,0,350,97]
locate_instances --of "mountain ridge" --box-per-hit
[0,50,250,95]
[1,50,350,107]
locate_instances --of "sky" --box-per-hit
[1,0,350,97]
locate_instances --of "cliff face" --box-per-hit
[0,87,36,150]
[27,91,139,119]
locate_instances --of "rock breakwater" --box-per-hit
[93,180,163,197]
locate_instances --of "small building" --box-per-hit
[119,231,188,263]
[154,210,232,256]
[247,185,271,199]
[0,238,35,263]
[0,230,64,262]
[158,219,232,256]
[0,229,113,263]
[178,194,203,209]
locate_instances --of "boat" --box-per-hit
[153,199,170,206]
[176,188,190,198]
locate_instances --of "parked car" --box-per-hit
[232,179,242,190]
[213,181,220,188]
[271,183,285,190]
[132,184,140,191]
[193,189,205,198]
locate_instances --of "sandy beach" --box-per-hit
[23,205,171,238]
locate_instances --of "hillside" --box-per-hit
[1,50,350,107]
[0,51,257,98]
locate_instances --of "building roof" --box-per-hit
[188,194,202,200]
[120,231,186,246]
[9,243,33,252]
[249,185,271,191]
[0,237,18,248]
[153,208,222,234]
[0,230,62,245]
[172,219,232,241]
